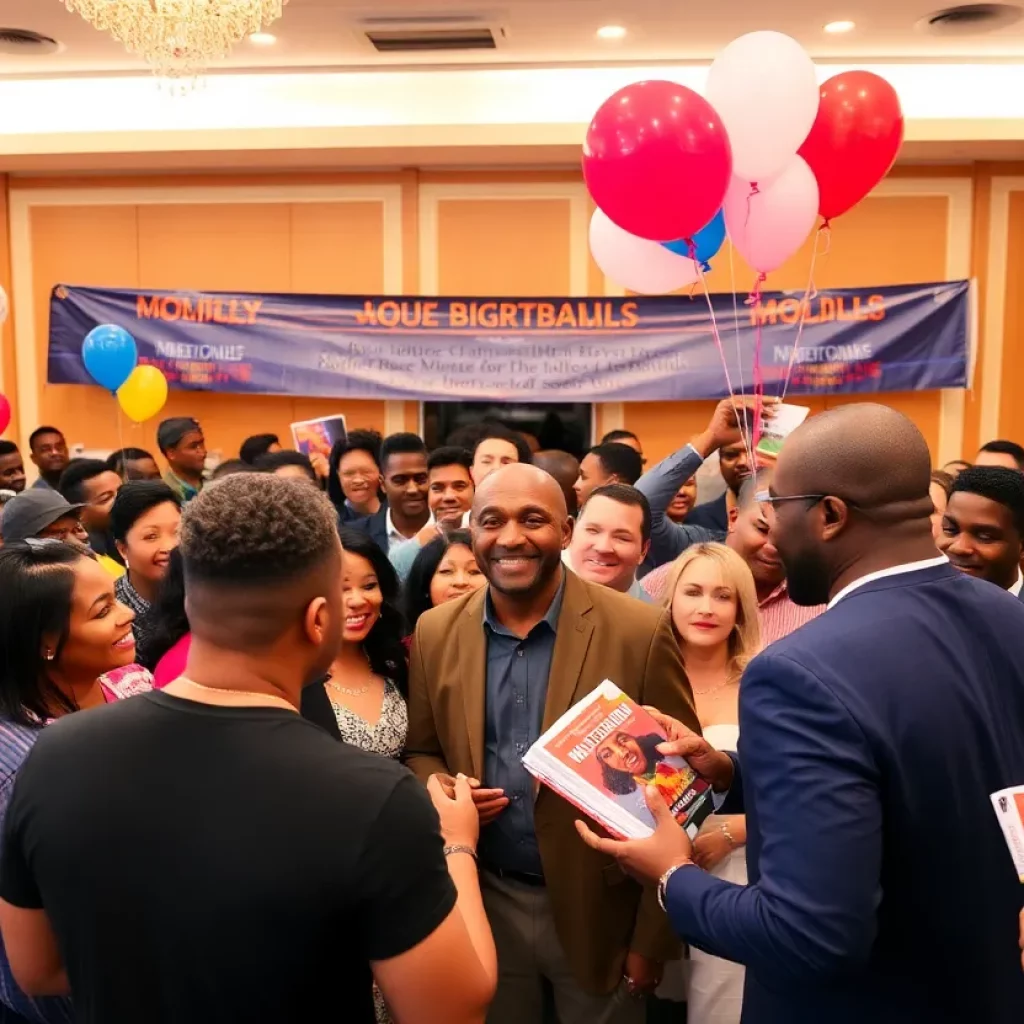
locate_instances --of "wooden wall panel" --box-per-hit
[436,198,572,295]
[998,191,1024,446]
[0,178,17,441]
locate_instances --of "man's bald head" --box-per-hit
[532,449,581,516]
[471,462,571,599]
[768,404,936,606]
[472,462,568,519]
[777,403,932,510]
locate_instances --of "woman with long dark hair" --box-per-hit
[0,540,150,1022]
[137,548,189,686]
[317,527,408,760]
[403,529,485,636]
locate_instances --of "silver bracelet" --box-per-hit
[657,862,688,911]
[443,844,477,862]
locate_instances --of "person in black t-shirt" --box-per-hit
[0,473,496,1024]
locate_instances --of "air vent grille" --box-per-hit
[0,28,60,55]
[365,27,498,52]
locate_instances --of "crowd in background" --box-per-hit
[0,403,1022,1024]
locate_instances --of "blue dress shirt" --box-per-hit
[477,574,566,877]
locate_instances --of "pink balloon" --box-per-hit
[723,157,819,275]
[583,80,733,242]
[0,393,10,436]
[589,210,699,294]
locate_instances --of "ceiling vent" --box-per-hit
[360,14,506,53]
[0,28,61,56]
[920,3,1022,34]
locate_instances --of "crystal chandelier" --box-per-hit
[63,1,288,78]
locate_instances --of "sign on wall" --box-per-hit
[47,282,971,403]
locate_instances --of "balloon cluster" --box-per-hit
[584,32,904,293]
[82,325,169,423]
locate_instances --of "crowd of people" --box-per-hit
[0,401,1022,1024]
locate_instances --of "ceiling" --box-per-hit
[3,1,1024,77]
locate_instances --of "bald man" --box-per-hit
[532,449,581,517]
[581,404,1024,1023]
[406,463,698,1024]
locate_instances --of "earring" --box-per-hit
[44,650,55,661]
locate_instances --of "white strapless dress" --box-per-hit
[686,722,746,1024]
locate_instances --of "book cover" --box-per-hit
[991,785,1024,882]
[755,404,809,459]
[523,680,714,840]
[290,414,347,460]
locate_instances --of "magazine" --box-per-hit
[991,785,1024,882]
[755,403,809,459]
[290,414,347,460]
[522,680,714,840]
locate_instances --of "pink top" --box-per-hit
[153,633,191,689]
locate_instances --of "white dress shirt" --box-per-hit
[1009,571,1023,597]
[827,554,949,610]
[384,507,433,551]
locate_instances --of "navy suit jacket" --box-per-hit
[685,491,729,533]
[344,504,389,556]
[666,562,1024,1023]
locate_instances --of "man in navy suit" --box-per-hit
[937,465,1024,598]
[578,404,1024,1022]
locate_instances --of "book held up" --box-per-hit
[991,784,1024,882]
[523,680,714,840]
[289,414,347,460]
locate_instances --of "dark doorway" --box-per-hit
[423,402,593,459]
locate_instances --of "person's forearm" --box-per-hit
[446,853,497,987]
[723,814,747,847]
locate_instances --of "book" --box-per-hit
[991,785,1024,882]
[290,414,347,460]
[522,680,714,840]
[755,403,809,459]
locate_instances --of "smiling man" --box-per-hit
[567,484,652,602]
[0,441,26,495]
[406,462,697,1024]
[937,466,1024,596]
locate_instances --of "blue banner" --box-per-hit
[47,282,971,402]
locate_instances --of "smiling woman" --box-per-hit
[0,539,150,1021]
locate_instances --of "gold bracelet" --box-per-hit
[720,822,738,848]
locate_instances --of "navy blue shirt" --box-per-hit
[477,574,566,877]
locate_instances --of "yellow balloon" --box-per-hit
[117,364,168,423]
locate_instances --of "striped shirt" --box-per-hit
[0,667,151,1023]
[642,566,824,647]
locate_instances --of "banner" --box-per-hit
[48,282,971,403]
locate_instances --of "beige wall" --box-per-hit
[0,165,1005,466]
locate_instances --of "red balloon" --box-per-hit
[0,393,10,436]
[799,71,903,222]
[583,80,733,242]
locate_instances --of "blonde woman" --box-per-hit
[662,542,760,1024]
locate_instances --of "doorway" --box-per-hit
[422,402,593,459]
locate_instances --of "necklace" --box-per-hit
[176,677,296,712]
[691,679,736,696]
[325,677,372,697]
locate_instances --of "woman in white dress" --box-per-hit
[661,542,762,1024]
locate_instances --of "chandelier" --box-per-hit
[63,1,288,78]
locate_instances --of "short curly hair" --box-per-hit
[180,473,338,584]
[950,466,1024,535]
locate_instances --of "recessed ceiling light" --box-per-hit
[823,20,856,33]
[248,32,277,46]
[597,25,627,40]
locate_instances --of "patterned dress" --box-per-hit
[326,678,408,1024]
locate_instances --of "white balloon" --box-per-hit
[0,286,7,326]
[723,157,819,275]
[706,31,819,185]
[589,209,700,295]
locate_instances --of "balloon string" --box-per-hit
[779,222,831,403]
[727,240,754,471]
[115,398,126,481]
[748,274,767,453]
[693,244,751,467]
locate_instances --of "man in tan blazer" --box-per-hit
[406,463,699,1024]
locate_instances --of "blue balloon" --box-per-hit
[81,325,138,392]
[661,209,726,269]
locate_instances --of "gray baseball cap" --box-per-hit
[0,489,85,543]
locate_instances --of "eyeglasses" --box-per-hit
[754,490,826,507]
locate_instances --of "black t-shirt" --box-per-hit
[0,691,457,1024]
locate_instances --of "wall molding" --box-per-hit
[8,182,404,450]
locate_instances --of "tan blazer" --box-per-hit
[406,570,700,995]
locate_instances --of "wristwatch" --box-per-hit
[657,863,688,911]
